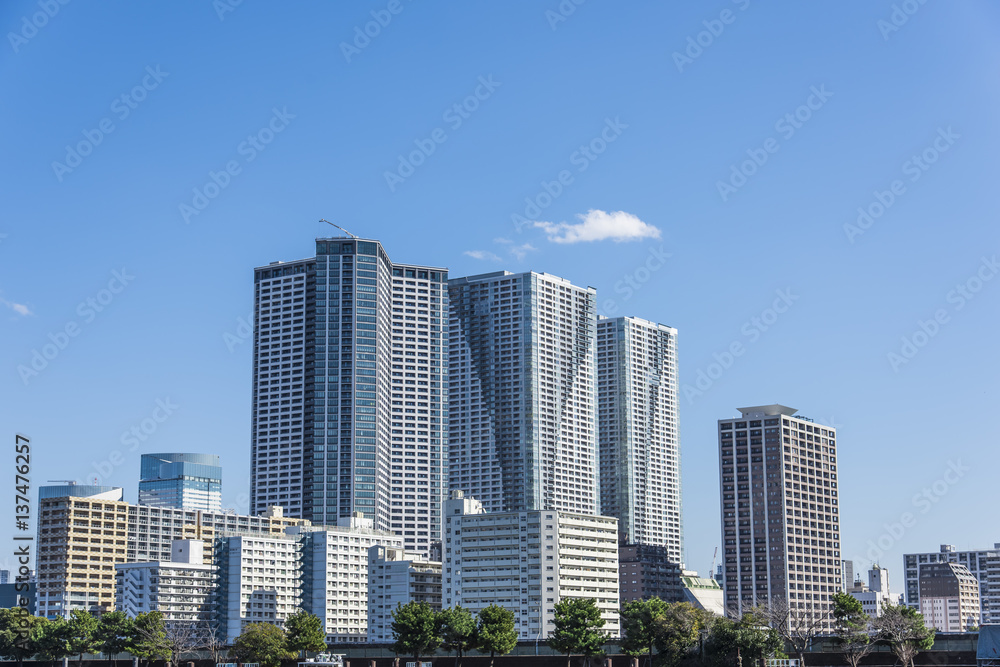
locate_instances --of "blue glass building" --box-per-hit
[138,453,222,511]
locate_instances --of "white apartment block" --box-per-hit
[597,316,681,560]
[905,544,1000,624]
[718,405,842,630]
[448,271,598,515]
[115,540,214,624]
[443,491,620,640]
[368,545,442,643]
[846,565,899,618]
[917,561,980,632]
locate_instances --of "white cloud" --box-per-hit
[0,297,32,316]
[464,250,502,262]
[534,209,661,244]
[509,243,536,261]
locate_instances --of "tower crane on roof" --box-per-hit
[320,218,358,239]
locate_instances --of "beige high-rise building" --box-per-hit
[718,405,842,627]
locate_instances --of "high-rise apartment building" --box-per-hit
[115,539,215,624]
[718,405,842,625]
[917,561,980,632]
[597,317,681,558]
[250,237,448,555]
[448,271,598,514]
[367,545,442,643]
[904,543,1000,624]
[139,453,222,511]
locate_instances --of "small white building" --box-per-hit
[115,539,215,624]
[847,565,898,618]
[443,491,620,640]
[368,545,442,642]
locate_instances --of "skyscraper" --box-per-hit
[447,271,598,514]
[250,237,448,554]
[718,405,842,625]
[138,453,222,511]
[597,316,681,560]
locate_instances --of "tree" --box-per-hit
[620,598,670,667]
[831,593,875,667]
[286,610,327,656]
[201,622,228,664]
[652,602,703,667]
[126,612,170,667]
[874,603,934,667]
[438,605,480,667]
[0,608,49,667]
[35,616,74,662]
[163,622,207,664]
[392,601,440,667]
[476,604,517,667]
[704,615,781,667]
[230,622,296,667]
[749,597,831,667]
[66,610,99,667]
[94,611,133,667]
[549,598,607,667]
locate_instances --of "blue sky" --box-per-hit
[2,1,998,579]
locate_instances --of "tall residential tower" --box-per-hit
[447,271,598,514]
[597,317,681,560]
[250,237,447,555]
[718,405,842,625]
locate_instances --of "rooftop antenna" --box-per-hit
[320,218,358,239]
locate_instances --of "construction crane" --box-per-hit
[320,218,357,239]
[710,546,718,579]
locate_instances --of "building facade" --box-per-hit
[917,561,980,632]
[448,271,598,515]
[250,237,448,556]
[618,544,683,605]
[443,491,620,640]
[139,453,222,511]
[115,539,215,625]
[718,405,842,627]
[597,317,681,559]
[367,545,442,643]
[904,544,1000,624]
[846,565,899,618]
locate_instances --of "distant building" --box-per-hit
[681,573,725,616]
[0,570,9,585]
[905,544,1000,624]
[115,539,215,625]
[368,545,442,642]
[0,582,35,615]
[918,561,980,632]
[847,565,898,617]
[842,560,855,592]
[444,491,620,640]
[618,544,683,604]
[139,453,222,511]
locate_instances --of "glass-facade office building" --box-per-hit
[250,238,447,556]
[138,453,222,512]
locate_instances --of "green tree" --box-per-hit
[392,601,440,667]
[438,605,480,667]
[749,597,830,667]
[652,602,703,667]
[94,611,133,667]
[286,610,328,656]
[704,615,781,667]
[874,603,934,667]
[831,592,875,667]
[549,598,607,667]
[126,611,170,667]
[66,610,99,667]
[230,622,296,667]
[620,598,669,667]
[0,608,49,667]
[476,604,517,667]
[35,616,74,662]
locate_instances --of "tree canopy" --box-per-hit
[549,598,607,667]
[477,604,518,667]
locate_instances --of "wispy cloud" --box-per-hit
[534,209,661,244]
[464,250,502,262]
[1,297,32,317]
[509,243,536,261]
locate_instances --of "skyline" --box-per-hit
[2,2,999,581]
